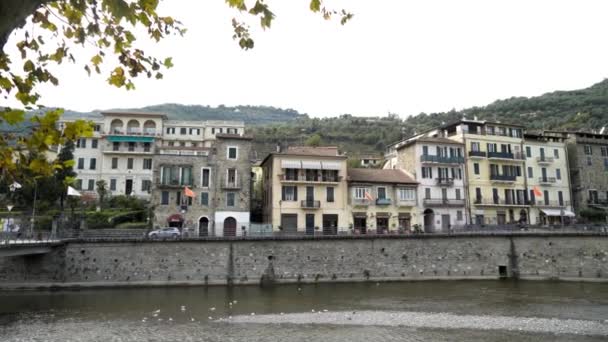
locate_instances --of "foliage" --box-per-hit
[55,139,76,209]
[347,158,361,169]
[96,179,108,206]
[107,194,147,211]
[305,133,322,147]
[109,210,145,226]
[115,221,148,229]
[579,208,606,223]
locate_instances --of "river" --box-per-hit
[0,280,606,341]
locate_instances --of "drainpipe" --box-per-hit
[521,138,529,225]
[461,127,472,225]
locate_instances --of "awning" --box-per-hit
[301,160,322,169]
[107,135,155,143]
[281,160,301,169]
[321,161,341,170]
[353,212,367,218]
[167,214,184,223]
[541,209,575,217]
[398,213,411,219]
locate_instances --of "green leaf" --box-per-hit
[1,109,25,125]
[310,0,321,12]
[163,57,173,68]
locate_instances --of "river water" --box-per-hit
[0,281,606,341]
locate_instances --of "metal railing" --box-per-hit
[536,156,554,163]
[423,198,465,207]
[375,198,392,205]
[279,175,342,183]
[435,177,454,186]
[474,198,528,206]
[300,200,321,209]
[221,177,242,189]
[490,174,517,181]
[532,200,570,207]
[468,151,487,158]
[538,177,557,184]
[420,155,465,164]
[352,199,371,206]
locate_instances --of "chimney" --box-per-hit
[276,144,281,153]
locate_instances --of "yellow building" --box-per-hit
[347,168,418,234]
[261,146,349,234]
[443,120,529,225]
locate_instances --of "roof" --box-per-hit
[285,146,340,156]
[215,133,253,140]
[396,136,462,150]
[347,168,417,185]
[101,111,168,119]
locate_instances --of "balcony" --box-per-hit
[538,177,557,185]
[156,179,194,188]
[222,177,241,189]
[490,174,517,182]
[105,128,160,137]
[158,149,209,156]
[375,198,392,206]
[396,199,417,207]
[352,199,371,206]
[103,146,154,154]
[536,156,554,164]
[423,198,465,207]
[468,151,487,158]
[420,155,464,164]
[279,175,342,184]
[300,200,321,209]
[473,198,528,207]
[534,200,570,207]
[435,177,454,186]
[487,151,525,162]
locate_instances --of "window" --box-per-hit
[127,158,134,169]
[605,158,608,171]
[515,166,522,177]
[92,139,98,148]
[141,180,151,192]
[87,179,94,191]
[354,187,368,199]
[492,188,499,204]
[166,127,175,134]
[326,187,334,202]
[180,127,187,135]
[128,142,135,151]
[377,187,386,199]
[90,158,96,170]
[457,210,463,221]
[74,179,83,190]
[77,158,84,169]
[471,142,480,152]
[180,141,186,147]
[584,145,592,155]
[143,142,151,152]
[282,186,298,201]
[211,128,215,134]
[93,124,100,132]
[487,143,497,153]
[228,147,238,160]
[554,149,559,159]
[161,191,169,205]
[527,167,533,178]
[200,192,209,206]
[110,179,117,191]
[421,166,433,179]
[424,188,431,199]
[473,163,480,175]
[201,168,211,187]
[525,146,531,158]
[189,128,200,135]
[475,187,482,201]
[556,169,561,180]
[227,192,236,207]
[76,138,86,148]
[558,191,564,206]
[455,188,461,200]
[422,145,428,155]
[143,158,152,170]
[544,190,549,205]
[176,191,181,205]
[398,188,415,201]
[111,158,118,169]
[587,157,592,166]
[601,147,608,157]
[113,142,120,151]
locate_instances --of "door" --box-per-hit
[322,214,338,235]
[305,214,315,235]
[306,186,314,207]
[541,167,547,182]
[223,217,237,237]
[281,214,298,234]
[199,217,209,237]
[497,213,506,225]
[423,209,434,232]
[441,214,450,231]
[125,179,133,195]
[376,217,389,234]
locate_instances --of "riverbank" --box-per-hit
[1,234,606,289]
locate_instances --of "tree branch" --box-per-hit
[0,0,55,53]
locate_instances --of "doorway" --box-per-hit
[423,209,435,232]
[125,179,133,195]
[199,217,209,237]
[376,216,389,234]
[305,214,315,235]
[281,214,298,234]
[354,215,367,234]
[441,214,450,231]
[322,214,338,235]
[223,217,237,237]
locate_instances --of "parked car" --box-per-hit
[148,227,181,239]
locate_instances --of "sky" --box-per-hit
[5,0,608,118]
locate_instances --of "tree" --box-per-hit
[96,179,108,208]
[55,139,76,210]
[305,134,322,147]
[0,0,352,184]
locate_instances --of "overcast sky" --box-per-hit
[6,0,608,118]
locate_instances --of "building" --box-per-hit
[151,134,252,236]
[261,146,348,234]
[393,137,467,231]
[347,168,418,234]
[524,132,574,224]
[565,131,608,215]
[358,155,383,168]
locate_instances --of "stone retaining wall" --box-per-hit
[0,235,606,288]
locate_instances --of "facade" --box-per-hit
[394,137,467,231]
[565,131,608,214]
[524,132,574,224]
[358,155,383,168]
[347,168,418,234]
[261,146,349,234]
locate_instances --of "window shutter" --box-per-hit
[294,187,298,201]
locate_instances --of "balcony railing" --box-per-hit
[533,200,570,207]
[420,155,464,164]
[158,149,209,156]
[157,179,194,188]
[107,128,160,136]
[222,177,242,189]
[352,199,371,206]
[468,151,487,158]
[487,151,525,160]
[279,175,342,183]
[423,198,465,207]
[536,156,554,164]
[473,198,528,206]
[538,177,557,184]
[490,174,517,182]
[396,199,416,207]
[103,146,154,154]
[435,177,454,186]
[300,200,321,209]
[375,198,392,205]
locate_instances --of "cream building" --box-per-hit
[524,132,574,225]
[261,146,349,234]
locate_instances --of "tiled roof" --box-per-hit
[215,133,253,140]
[395,136,462,150]
[348,168,417,184]
[285,146,341,156]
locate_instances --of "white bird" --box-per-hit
[191,318,195,322]
[209,307,216,311]
[158,318,163,321]
[280,312,284,315]
[250,312,255,316]
[229,316,232,319]
[168,318,173,321]
[323,309,328,312]
[153,309,161,314]
[180,306,186,311]
[152,313,158,317]
[233,300,238,304]
[311,309,315,313]
[208,316,213,320]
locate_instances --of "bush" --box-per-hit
[108,195,148,211]
[85,211,114,229]
[109,210,145,226]
[579,208,606,222]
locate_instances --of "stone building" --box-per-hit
[565,131,608,215]
[151,134,252,236]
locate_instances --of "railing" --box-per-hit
[468,151,487,158]
[158,149,209,156]
[423,198,465,207]
[420,155,464,164]
[538,177,557,184]
[533,200,570,207]
[488,151,514,159]
[474,198,528,206]
[300,200,321,209]
[103,146,154,154]
[106,129,160,136]
[396,199,417,207]
[435,177,454,186]
[375,198,392,205]
[536,156,554,163]
[279,175,342,183]
[352,199,371,206]
[157,179,194,187]
[490,174,517,182]
[222,177,242,189]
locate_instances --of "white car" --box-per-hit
[148,227,181,239]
